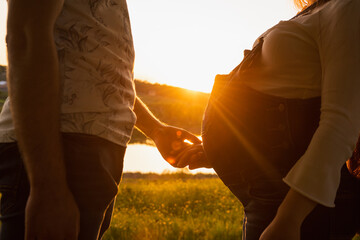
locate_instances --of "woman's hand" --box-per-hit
[150,124,202,167]
[176,144,212,169]
[133,97,203,167]
[151,125,211,169]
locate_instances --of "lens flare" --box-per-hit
[171,141,182,151]
[183,139,193,145]
[166,157,176,165]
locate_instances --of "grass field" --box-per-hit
[103,173,360,240]
[103,174,243,240]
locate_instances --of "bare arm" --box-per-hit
[8,0,65,196]
[133,97,163,138]
[261,2,360,238]
[134,97,202,166]
[260,189,317,240]
[7,0,79,239]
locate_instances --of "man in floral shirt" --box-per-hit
[0,0,204,239]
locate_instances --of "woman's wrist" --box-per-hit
[275,188,317,225]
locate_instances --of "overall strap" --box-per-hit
[227,37,264,81]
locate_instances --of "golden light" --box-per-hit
[171,141,182,151]
[184,136,202,145]
[183,139,193,145]
[166,157,176,165]
[0,1,297,92]
[128,0,297,93]
[176,130,182,137]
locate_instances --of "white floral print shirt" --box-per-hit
[0,0,137,146]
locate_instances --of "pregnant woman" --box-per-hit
[179,0,360,239]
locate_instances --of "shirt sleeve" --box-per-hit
[283,0,360,207]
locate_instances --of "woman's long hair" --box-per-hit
[294,0,311,9]
[294,0,331,11]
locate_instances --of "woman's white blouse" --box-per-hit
[243,0,360,207]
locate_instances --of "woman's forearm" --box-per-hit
[260,188,317,240]
[276,188,317,224]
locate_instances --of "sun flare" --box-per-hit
[0,0,297,94]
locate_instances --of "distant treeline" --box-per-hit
[0,66,210,144]
[122,171,216,180]
[0,65,6,75]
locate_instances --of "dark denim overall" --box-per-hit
[202,29,360,240]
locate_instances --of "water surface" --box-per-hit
[123,144,215,174]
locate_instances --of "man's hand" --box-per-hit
[150,124,203,166]
[25,187,80,240]
[176,144,212,169]
[133,97,207,167]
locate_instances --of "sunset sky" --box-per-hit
[0,0,298,93]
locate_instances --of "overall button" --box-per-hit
[278,103,285,112]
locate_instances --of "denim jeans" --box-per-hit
[202,83,360,240]
[0,133,126,240]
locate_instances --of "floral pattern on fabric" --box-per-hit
[0,0,136,146]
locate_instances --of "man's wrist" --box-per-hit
[26,158,68,194]
[147,122,166,140]
[30,175,68,193]
[134,97,165,139]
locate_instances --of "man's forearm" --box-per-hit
[133,97,203,167]
[7,0,67,190]
[133,97,163,139]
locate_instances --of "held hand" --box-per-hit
[25,187,80,240]
[151,124,201,166]
[176,144,212,169]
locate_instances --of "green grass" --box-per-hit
[103,174,360,240]
[103,176,243,240]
